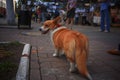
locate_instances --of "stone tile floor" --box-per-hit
[0,22,120,80]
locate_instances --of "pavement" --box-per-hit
[0,22,120,80]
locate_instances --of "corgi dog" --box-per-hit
[39,16,92,80]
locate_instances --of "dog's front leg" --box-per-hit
[53,49,59,57]
[69,62,76,73]
[60,50,65,56]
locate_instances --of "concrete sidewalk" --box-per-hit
[0,22,120,80]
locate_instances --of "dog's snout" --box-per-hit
[39,26,49,34]
[39,27,42,31]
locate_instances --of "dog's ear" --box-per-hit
[53,16,61,24]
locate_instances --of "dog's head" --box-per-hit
[39,16,61,34]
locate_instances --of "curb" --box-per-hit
[16,44,31,80]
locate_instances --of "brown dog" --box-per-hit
[39,16,92,80]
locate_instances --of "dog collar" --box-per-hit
[56,24,61,27]
[52,24,62,30]
[51,26,67,38]
[52,26,66,33]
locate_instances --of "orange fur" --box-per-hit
[40,16,92,80]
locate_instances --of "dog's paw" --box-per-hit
[53,53,59,57]
[69,68,76,73]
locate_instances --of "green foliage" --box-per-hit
[2,51,13,57]
[0,41,23,80]
[0,61,17,73]
[8,41,21,46]
[0,41,22,58]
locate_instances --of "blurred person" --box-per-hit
[81,12,87,25]
[59,8,66,25]
[86,9,92,26]
[34,11,38,22]
[66,0,77,29]
[40,4,47,22]
[74,8,80,25]
[46,12,51,20]
[36,6,41,23]
[98,0,111,32]
[53,8,60,19]
[87,6,95,25]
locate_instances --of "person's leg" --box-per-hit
[66,11,70,27]
[75,17,79,25]
[70,18,74,29]
[74,17,77,24]
[100,10,105,31]
[105,9,110,32]
[66,18,70,26]
[76,17,79,24]
[41,12,46,22]
[82,16,86,25]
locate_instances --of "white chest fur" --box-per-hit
[50,26,66,45]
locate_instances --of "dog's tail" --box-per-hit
[75,38,92,80]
